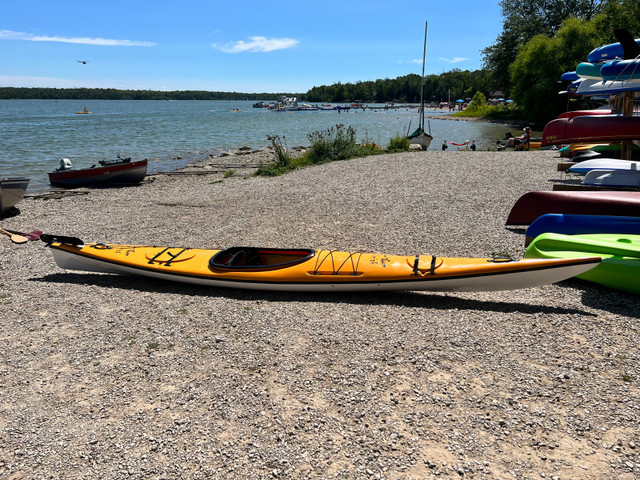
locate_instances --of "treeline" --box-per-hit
[0,72,492,104]
[304,70,492,104]
[0,87,295,101]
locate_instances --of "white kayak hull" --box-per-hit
[569,159,640,175]
[582,169,640,188]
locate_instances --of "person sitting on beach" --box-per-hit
[499,128,531,149]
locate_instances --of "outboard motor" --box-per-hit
[58,158,73,171]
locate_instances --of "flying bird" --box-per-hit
[76,60,89,64]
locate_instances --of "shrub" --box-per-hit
[387,135,410,152]
[306,124,360,164]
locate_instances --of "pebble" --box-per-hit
[0,149,639,478]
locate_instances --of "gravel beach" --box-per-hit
[1,149,639,479]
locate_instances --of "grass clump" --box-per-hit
[256,124,400,177]
[306,124,362,164]
[386,135,411,152]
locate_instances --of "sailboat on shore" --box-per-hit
[407,21,433,150]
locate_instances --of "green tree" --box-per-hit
[594,0,640,43]
[483,0,605,95]
[509,18,602,124]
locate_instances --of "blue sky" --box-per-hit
[1,0,503,93]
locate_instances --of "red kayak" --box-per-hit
[542,115,640,146]
[506,191,640,225]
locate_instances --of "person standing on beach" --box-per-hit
[442,141,448,151]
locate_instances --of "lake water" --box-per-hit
[0,99,525,192]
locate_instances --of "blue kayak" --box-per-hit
[588,38,640,63]
[525,214,640,245]
[561,71,579,82]
[600,59,640,81]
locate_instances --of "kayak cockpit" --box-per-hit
[209,247,315,270]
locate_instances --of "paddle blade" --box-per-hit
[10,234,28,244]
[23,230,43,241]
[614,28,640,59]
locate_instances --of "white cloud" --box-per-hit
[439,56,470,64]
[212,36,298,53]
[0,29,155,47]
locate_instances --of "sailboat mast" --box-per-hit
[419,21,427,130]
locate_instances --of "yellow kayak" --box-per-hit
[41,234,600,293]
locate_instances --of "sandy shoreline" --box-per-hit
[1,149,639,479]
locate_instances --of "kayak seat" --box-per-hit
[228,248,260,266]
[210,247,316,270]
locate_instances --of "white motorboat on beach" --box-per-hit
[0,176,30,215]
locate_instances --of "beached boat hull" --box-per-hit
[525,214,640,245]
[48,159,147,187]
[42,236,600,293]
[542,116,640,146]
[408,131,433,150]
[582,169,640,188]
[525,233,640,294]
[0,177,30,215]
[505,191,640,225]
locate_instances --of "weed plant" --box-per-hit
[256,124,409,177]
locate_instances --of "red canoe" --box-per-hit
[506,191,640,225]
[557,109,613,120]
[542,115,640,146]
[48,158,147,187]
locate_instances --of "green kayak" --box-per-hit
[525,233,640,294]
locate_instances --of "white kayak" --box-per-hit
[568,159,640,175]
[576,78,640,95]
[582,169,640,188]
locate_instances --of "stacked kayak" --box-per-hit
[601,59,640,82]
[582,169,640,188]
[542,115,640,146]
[587,34,640,63]
[567,158,639,174]
[525,214,640,245]
[40,234,600,293]
[506,191,640,225]
[551,30,640,152]
[525,233,640,294]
